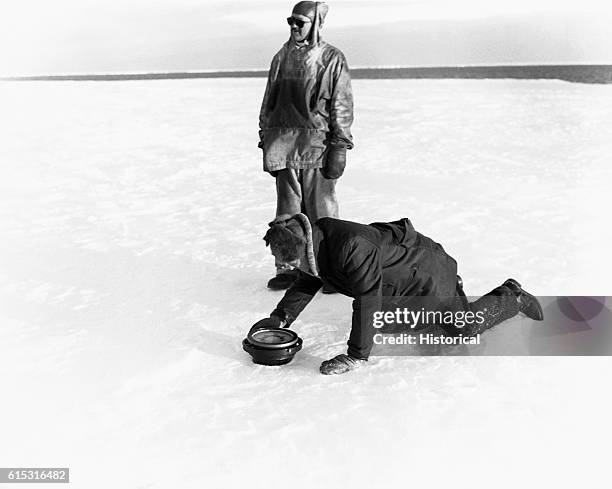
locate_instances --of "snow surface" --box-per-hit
[1,78,612,488]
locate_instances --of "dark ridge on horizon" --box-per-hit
[2,65,611,84]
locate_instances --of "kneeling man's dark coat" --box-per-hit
[271,217,458,359]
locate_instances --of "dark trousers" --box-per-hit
[377,279,520,340]
[444,280,520,336]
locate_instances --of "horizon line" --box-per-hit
[1,62,611,79]
[2,63,611,84]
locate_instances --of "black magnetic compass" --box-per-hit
[243,327,303,366]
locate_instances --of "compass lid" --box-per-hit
[247,327,299,349]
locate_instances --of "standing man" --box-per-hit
[259,1,354,290]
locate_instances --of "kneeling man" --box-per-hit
[250,214,543,375]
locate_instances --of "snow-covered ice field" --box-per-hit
[1,78,612,488]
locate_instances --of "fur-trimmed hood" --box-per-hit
[292,213,320,277]
[267,213,320,277]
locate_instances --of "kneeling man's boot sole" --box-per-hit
[503,278,544,321]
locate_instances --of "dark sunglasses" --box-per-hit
[286,16,310,28]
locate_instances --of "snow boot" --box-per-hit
[503,278,544,321]
[267,269,298,290]
[320,354,366,375]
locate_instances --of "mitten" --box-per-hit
[321,146,346,179]
[248,315,284,335]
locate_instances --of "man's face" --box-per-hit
[270,245,301,269]
[288,14,312,43]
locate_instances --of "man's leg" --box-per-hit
[300,168,339,293]
[449,278,542,336]
[267,169,303,290]
[300,168,339,222]
[462,283,520,335]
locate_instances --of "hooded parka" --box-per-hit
[258,3,354,172]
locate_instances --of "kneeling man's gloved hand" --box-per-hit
[321,146,346,179]
[249,315,284,335]
[320,353,366,375]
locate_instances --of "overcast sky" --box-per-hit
[1,0,611,75]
